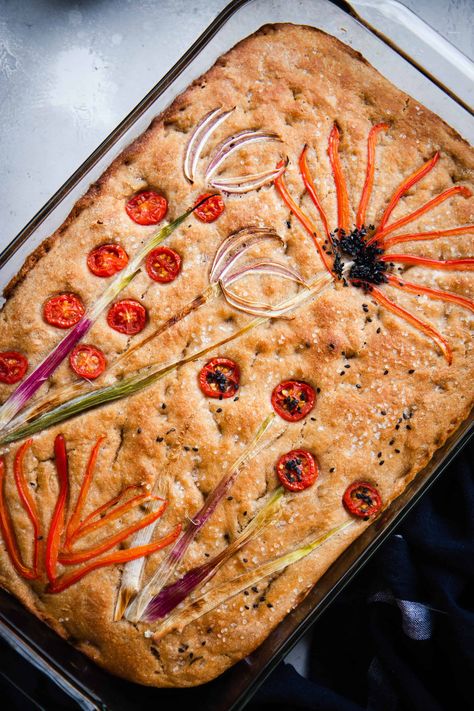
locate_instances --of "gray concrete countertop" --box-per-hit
[0,0,472,686]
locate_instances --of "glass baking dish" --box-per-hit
[0,0,472,708]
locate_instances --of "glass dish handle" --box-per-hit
[349,0,474,111]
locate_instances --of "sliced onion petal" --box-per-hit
[223,259,307,288]
[210,226,283,283]
[183,107,234,183]
[205,130,281,180]
[209,161,287,194]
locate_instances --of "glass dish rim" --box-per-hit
[0,1,472,709]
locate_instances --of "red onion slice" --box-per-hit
[183,107,234,183]
[209,161,288,194]
[205,130,281,180]
[210,226,283,283]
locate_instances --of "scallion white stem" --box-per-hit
[125,413,277,622]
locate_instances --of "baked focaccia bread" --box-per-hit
[0,24,473,688]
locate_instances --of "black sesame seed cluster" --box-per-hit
[332,226,389,288]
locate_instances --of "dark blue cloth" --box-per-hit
[249,442,473,711]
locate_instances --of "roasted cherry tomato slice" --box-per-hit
[125,191,168,225]
[87,244,129,277]
[276,449,318,492]
[145,247,182,283]
[69,345,106,380]
[43,293,85,329]
[0,352,28,384]
[343,481,382,520]
[271,380,316,421]
[199,357,240,399]
[107,299,147,335]
[194,193,225,223]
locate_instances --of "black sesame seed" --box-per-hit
[376,327,381,334]
[377,452,382,458]
[381,410,387,416]
[379,460,385,466]
[408,369,415,374]
[316,387,321,394]
[267,603,273,608]
[395,449,401,453]
[406,424,412,430]
[395,424,400,430]
[161,403,166,409]
[389,439,395,445]
[344,364,350,369]
[216,407,222,413]
[329,467,335,473]
[384,369,389,375]
[184,446,190,451]
[356,384,362,389]
[156,436,164,442]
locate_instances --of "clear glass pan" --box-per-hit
[0,1,472,708]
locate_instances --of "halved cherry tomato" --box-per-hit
[125,191,168,225]
[343,481,382,520]
[276,449,318,492]
[199,357,240,399]
[194,193,225,223]
[69,345,106,380]
[87,244,129,277]
[43,293,85,329]
[107,299,147,335]
[0,352,28,384]
[146,247,182,283]
[271,380,316,422]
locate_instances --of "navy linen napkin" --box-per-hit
[249,441,473,711]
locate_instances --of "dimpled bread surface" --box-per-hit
[0,24,473,687]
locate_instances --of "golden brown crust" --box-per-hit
[0,24,473,687]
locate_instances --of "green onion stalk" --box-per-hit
[0,202,209,434]
[0,269,336,447]
[151,519,355,638]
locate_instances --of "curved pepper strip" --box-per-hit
[274,171,333,275]
[327,123,350,234]
[45,435,69,584]
[59,499,168,565]
[0,457,37,580]
[48,525,181,594]
[369,285,453,364]
[13,439,42,576]
[375,152,440,234]
[371,185,472,244]
[356,123,389,229]
[298,145,331,239]
[386,274,474,313]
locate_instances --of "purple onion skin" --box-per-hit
[166,468,236,566]
[2,317,92,411]
[145,560,214,620]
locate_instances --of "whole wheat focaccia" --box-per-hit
[0,24,473,688]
